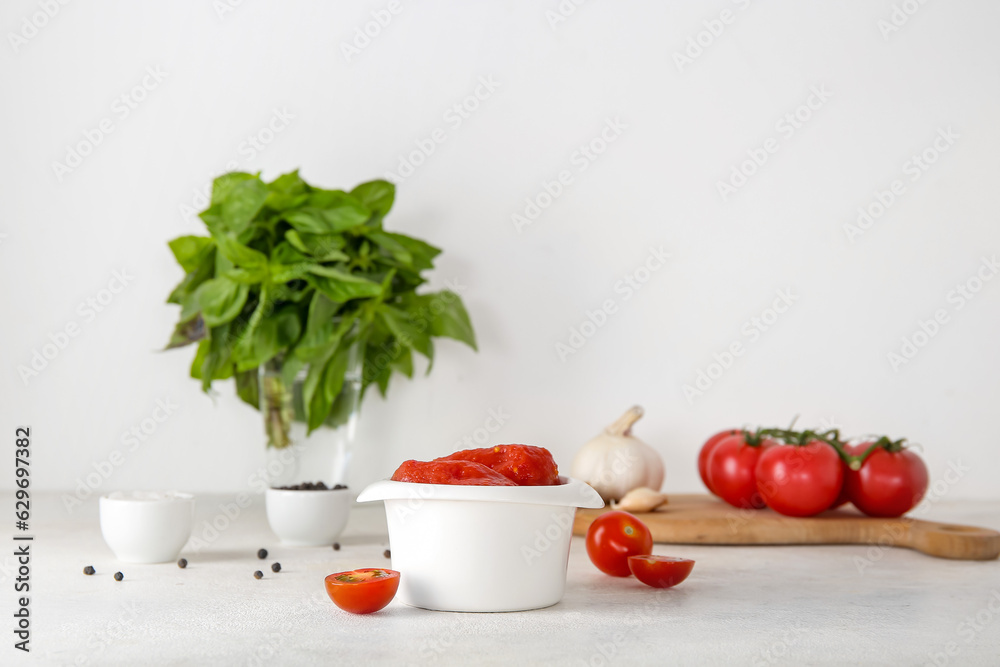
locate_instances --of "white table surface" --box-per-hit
[12,493,1000,666]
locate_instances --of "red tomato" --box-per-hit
[754,441,843,517]
[627,556,695,589]
[437,444,560,486]
[705,433,774,509]
[585,511,653,577]
[829,442,866,509]
[698,429,739,495]
[324,568,400,614]
[846,445,928,517]
[390,460,517,486]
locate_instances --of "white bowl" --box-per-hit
[99,491,194,563]
[357,476,604,612]
[265,487,352,546]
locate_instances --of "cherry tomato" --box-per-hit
[390,460,517,486]
[627,556,695,589]
[754,441,843,517]
[324,568,400,614]
[698,429,739,495]
[705,433,774,509]
[438,444,560,486]
[845,444,928,517]
[585,511,653,577]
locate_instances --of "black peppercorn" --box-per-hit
[177,559,188,569]
[253,570,263,580]
[257,548,268,559]
[271,562,281,573]
[83,566,95,575]
[114,572,124,581]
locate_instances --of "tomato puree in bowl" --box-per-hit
[390,444,560,486]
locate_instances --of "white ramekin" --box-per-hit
[357,476,604,612]
[99,491,194,563]
[265,487,352,546]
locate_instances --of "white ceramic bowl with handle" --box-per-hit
[99,491,194,563]
[357,476,604,612]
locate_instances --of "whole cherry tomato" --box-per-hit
[754,440,843,517]
[324,568,400,614]
[845,441,928,517]
[698,429,739,495]
[585,511,653,577]
[705,432,775,509]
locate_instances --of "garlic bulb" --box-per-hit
[613,487,669,513]
[571,406,665,502]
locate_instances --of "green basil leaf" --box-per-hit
[195,277,249,327]
[378,304,432,360]
[233,306,303,372]
[307,346,350,433]
[384,232,440,270]
[168,236,215,273]
[167,248,216,305]
[416,290,477,350]
[286,198,370,234]
[219,177,268,232]
[307,268,383,302]
[295,292,342,360]
[217,235,268,272]
[367,230,413,266]
[285,230,349,262]
[265,170,309,211]
[350,180,395,217]
[235,368,260,409]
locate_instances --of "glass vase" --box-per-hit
[258,342,363,489]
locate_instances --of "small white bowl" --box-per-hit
[357,476,604,612]
[265,487,352,546]
[99,491,194,563]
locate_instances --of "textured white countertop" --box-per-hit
[12,493,1000,666]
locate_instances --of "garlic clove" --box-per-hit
[612,487,669,513]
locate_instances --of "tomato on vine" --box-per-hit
[705,430,775,509]
[845,438,928,517]
[754,435,843,517]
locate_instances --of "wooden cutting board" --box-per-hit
[573,494,1000,561]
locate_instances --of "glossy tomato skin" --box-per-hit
[586,511,653,577]
[829,443,865,509]
[705,434,774,509]
[324,568,400,614]
[627,556,695,589]
[390,460,517,486]
[698,429,739,495]
[437,444,560,486]
[755,441,843,517]
[846,447,928,517]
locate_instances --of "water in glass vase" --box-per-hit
[258,342,362,489]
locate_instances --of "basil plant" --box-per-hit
[165,171,476,447]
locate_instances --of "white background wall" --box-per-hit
[2,0,999,500]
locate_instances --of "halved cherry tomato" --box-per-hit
[627,555,695,589]
[324,568,400,614]
[698,429,739,495]
[585,511,653,577]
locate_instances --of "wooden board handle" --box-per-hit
[906,520,1000,560]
